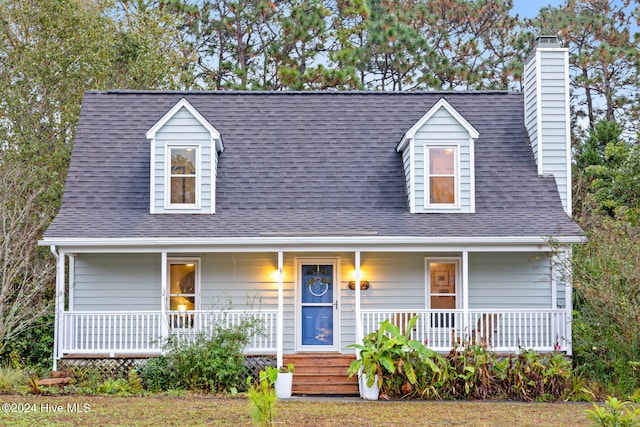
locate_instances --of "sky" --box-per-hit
[512,1,565,18]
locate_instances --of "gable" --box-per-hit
[146,99,223,214]
[397,98,478,214]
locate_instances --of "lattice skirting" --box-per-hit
[59,355,277,382]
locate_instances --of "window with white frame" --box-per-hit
[426,258,460,328]
[425,145,458,207]
[168,146,198,207]
[168,259,199,312]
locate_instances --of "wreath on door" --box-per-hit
[306,273,329,297]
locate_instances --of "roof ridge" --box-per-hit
[86,89,519,96]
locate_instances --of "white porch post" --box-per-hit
[68,255,75,312]
[277,251,284,368]
[52,247,65,371]
[355,251,362,344]
[462,251,469,339]
[565,248,573,356]
[160,251,168,341]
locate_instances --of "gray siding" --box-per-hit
[153,107,215,214]
[524,49,570,213]
[468,252,552,308]
[403,106,474,213]
[73,254,161,311]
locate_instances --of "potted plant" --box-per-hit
[347,316,442,400]
[274,363,294,399]
[347,330,386,400]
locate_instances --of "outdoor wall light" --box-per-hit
[348,280,370,291]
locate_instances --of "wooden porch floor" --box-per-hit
[283,353,359,396]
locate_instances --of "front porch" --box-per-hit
[52,248,574,376]
[57,308,570,359]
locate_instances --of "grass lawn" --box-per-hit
[0,394,594,426]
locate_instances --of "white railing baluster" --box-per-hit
[358,308,568,353]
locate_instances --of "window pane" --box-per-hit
[169,263,195,295]
[170,296,195,311]
[171,177,196,204]
[430,265,455,294]
[171,149,196,175]
[430,177,455,204]
[429,148,454,174]
[430,296,456,309]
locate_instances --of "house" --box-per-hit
[40,36,583,393]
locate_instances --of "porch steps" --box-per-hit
[38,371,71,388]
[283,353,359,396]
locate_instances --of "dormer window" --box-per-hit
[168,146,198,207]
[426,145,458,207]
[396,98,478,214]
[146,98,223,215]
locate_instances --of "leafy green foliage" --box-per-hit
[349,318,582,401]
[586,396,640,427]
[140,317,263,393]
[246,366,278,427]
[139,356,178,392]
[96,370,144,396]
[347,316,443,398]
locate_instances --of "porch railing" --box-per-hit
[60,310,277,356]
[361,309,570,353]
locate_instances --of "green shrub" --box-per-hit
[139,356,178,392]
[433,344,501,400]
[146,315,263,393]
[2,314,54,372]
[586,396,640,427]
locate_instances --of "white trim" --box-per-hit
[409,140,416,213]
[535,50,544,175]
[462,251,469,335]
[424,144,460,209]
[150,138,156,214]
[397,98,479,151]
[469,137,476,213]
[355,251,362,345]
[563,49,572,216]
[68,255,75,312]
[564,247,573,356]
[40,235,586,251]
[166,257,201,311]
[294,257,341,352]
[551,254,558,309]
[165,144,201,210]
[425,257,461,310]
[160,252,168,340]
[146,98,223,153]
[277,251,284,367]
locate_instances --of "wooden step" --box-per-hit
[38,377,71,386]
[283,353,359,396]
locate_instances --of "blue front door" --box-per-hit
[300,264,336,349]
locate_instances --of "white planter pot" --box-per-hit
[275,372,293,399]
[359,374,379,400]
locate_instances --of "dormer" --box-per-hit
[146,98,223,214]
[396,98,479,214]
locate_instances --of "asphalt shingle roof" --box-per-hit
[44,90,582,240]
